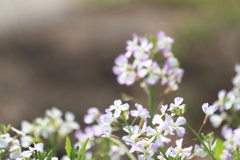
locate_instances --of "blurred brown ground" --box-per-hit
[0,0,240,158]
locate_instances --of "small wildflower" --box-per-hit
[202,103,217,124]
[109,100,129,118]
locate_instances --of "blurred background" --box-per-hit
[0,0,240,152]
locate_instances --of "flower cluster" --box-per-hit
[1,31,239,160]
[113,31,184,93]
[0,125,22,159]
[19,107,80,149]
[75,108,102,154]
[98,98,208,160]
[209,64,240,159]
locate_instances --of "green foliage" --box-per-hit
[0,124,11,134]
[201,132,214,143]
[34,149,54,160]
[65,136,89,160]
[78,138,89,160]
[65,136,72,158]
[214,139,224,160]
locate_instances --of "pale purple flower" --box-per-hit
[137,59,161,85]
[101,125,112,137]
[125,34,139,58]
[132,141,157,160]
[165,57,179,68]
[109,100,129,118]
[165,114,186,137]
[109,145,125,160]
[152,114,164,125]
[21,151,32,158]
[202,103,217,116]
[130,103,150,120]
[189,144,206,159]
[139,37,153,54]
[84,107,100,124]
[220,149,233,160]
[99,109,115,125]
[113,54,136,86]
[160,104,168,116]
[168,97,185,115]
[29,143,44,153]
[157,31,174,52]
[132,50,149,68]
[117,70,136,86]
[75,126,95,150]
[222,128,240,149]
[172,138,192,158]
[233,128,240,138]
[146,124,171,147]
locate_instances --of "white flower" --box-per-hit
[109,100,129,118]
[202,103,217,116]
[20,135,34,148]
[130,103,150,120]
[209,112,227,128]
[109,145,125,160]
[58,112,80,136]
[132,141,157,160]
[46,107,62,119]
[29,143,44,153]
[172,138,192,158]
[84,107,100,124]
[146,124,171,147]
[165,114,186,137]
[21,121,34,134]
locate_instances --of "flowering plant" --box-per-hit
[1,31,240,160]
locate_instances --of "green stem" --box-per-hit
[120,114,129,126]
[185,123,216,160]
[159,147,168,160]
[108,137,137,160]
[230,107,240,125]
[198,124,205,135]
[182,138,198,147]
[147,85,154,124]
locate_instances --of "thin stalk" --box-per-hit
[230,108,240,125]
[147,85,154,123]
[197,124,205,135]
[109,137,137,160]
[185,123,216,160]
[131,117,138,126]
[182,138,198,147]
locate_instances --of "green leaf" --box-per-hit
[214,138,224,159]
[47,149,53,160]
[78,138,89,160]
[65,136,72,158]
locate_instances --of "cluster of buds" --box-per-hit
[113,31,184,93]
